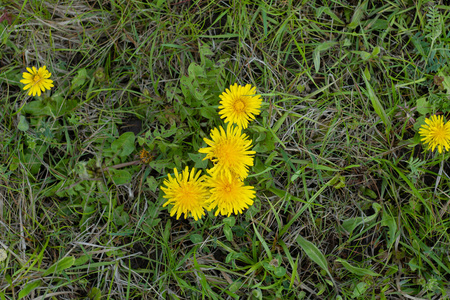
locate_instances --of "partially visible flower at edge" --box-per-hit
[160,167,209,221]
[205,172,255,217]
[198,124,255,180]
[219,83,262,129]
[20,66,54,97]
[419,114,450,154]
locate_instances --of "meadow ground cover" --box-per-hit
[1,0,450,299]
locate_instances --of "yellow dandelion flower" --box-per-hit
[205,172,255,216]
[219,83,262,129]
[160,167,209,221]
[20,66,54,97]
[419,115,450,153]
[199,124,255,179]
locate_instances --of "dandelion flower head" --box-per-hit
[160,167,209,221]
[219,83,262,129]
[20,66,54,97]
[206,172,255,217]
[419,114,450,154]
[199,124,255,179]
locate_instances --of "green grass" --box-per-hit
[1,0,450,299]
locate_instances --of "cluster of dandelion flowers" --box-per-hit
[206,172,255,217]
[20,66,54,97]
[199,124,255,179]
[219,83,262,129]
[160,167,209,221]
[419,115,450,154]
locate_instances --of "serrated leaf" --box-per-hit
[42,256,75,276]
[18,280,41,299]
[111,132,135,157]
[336,258,380,276]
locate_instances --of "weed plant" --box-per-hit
[1,1,450,299]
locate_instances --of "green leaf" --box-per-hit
[341,203,382,234]
[109,169,131,185]
[22,100,52,116]
[296,235,332,281]
[71,68,88,89]
[416,97,432,115]
[42,256,75,276]
[88,287,102,300]
[18,280,41,299]
[222,216,236,227]
[347,0,367,29]
[111,132,135,157]
[113,205,129,226]
[352,282,369,298]
[224,224,233,242]
[190,234,203,244]
[313,41,338,73]
[381,209,397,248]
[17,115,29,131]
[362,67,390,132]
[336,258,380,276]
[274,266,287,277]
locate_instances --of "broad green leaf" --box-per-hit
[22,100,52,116]
[352,282,369,298]
[71,68,88,89]
[190,234,203,244]
[88,287,101,300]
[416,97,432,115]
[274,266,287,277]
[224,224,233,242]
[111,132,135,157]
[110,169,131,185]
[113,205,129,226]
[336,258,380,276]
[381,209,397,247]
[17,115,29,131]
[313,41,338,73]
[296,235,332,281]
[222,216,236,227]
[341,203,382,234]
[362,67,390,131]
[18,280,41,299]
[42,256,75,276]
[347,0,368,29]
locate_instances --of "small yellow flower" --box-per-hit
[20,66,54,96]
[199,124,255,179]
[219,83,262,129]
[205,172,255,216]
[160,167,209,221]
[419,115,450,153]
